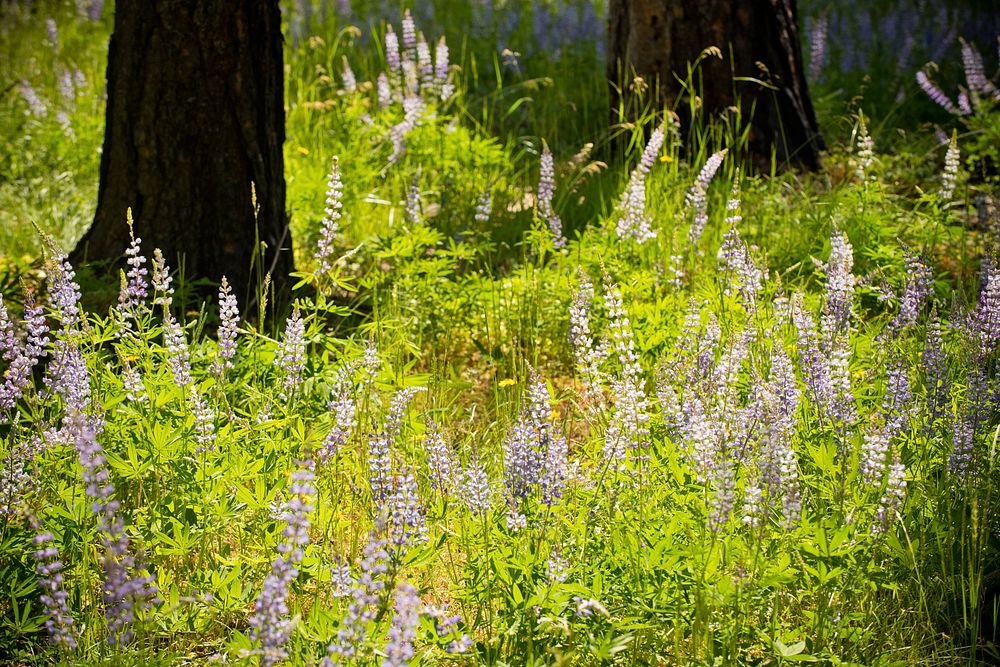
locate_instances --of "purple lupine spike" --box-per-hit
[118,210,148,312]
[384,581,421,667]
[872,451,906,535]
[960,39,999,99]
[569,271,608,402]
[923,316,949,434]
[162,311,192,389]
[319,365,357,464]
[46,17,58,48]
[891,250,933,332]
[424,421,457,492]
[708,453,736,533]
[388,96,425,163]
[854,115,874,181]
[211,277,239,381]
[150,249,173,307]
[808,15,828,82]
[615,123,666,243]
[341,57,357,94]
[972,256,1000,351]
[45,339,90,414]
[387,469,427,550]
[385,24,401,78]
[276,308,306,399]
[434,36,452,99]
[377,73,392,108]
[19,80,47,117]
[31,529,78,649]
[315,157,344,274]
[474,188,492,224]
[538,146,566,248]
[939,131,961,202]
[400,9,417,60]
[460,458,491,516]
[1,437,44,519]
[0,291,49,412]
[417,33,433,93]
[405,176,421,225]
[249,461,315,666]
[916,70,960,115]
[46,240,81,329]
[686,149,727,247]
[717,226,764,311]
[189,389,216,452]
[820,230,855,343]
[950,415,975,481]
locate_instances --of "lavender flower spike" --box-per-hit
[249,461,316,666]
[315,157,344,274]
[276,308,306,399]
[538,145,566,249]
[384,581,421,667]
[32,529,78,650]
[118,208,149,312]
[211,277,239,380]
[686,149,727,247]
[615,123,665,243]
[939,131,960,202]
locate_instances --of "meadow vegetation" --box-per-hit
[2,1,1000,665]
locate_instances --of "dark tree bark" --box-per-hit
[608,0,824,171]
[72,0,293,303]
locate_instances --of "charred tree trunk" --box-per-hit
[608,0,823,171]
[72,0,292,303]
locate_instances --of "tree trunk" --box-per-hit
[72,0,293,304]
[608,0,823,171]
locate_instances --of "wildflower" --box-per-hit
[385,25,401,88]
[387,469,427,550]
[369,387,422,502]
[890,250,933,332]
[820,230,855,342]
[46,240,81,329]
[474,189,491,224]
[538,146,566,248]
[950,415,975,481]
[717,226,764,311]
[854,115,874,181]
[916,70,960,115]
[546,550,569,584]
[1,437,43,519]
[189,389,216,452]
[211,277,239,380]
[388,96,425,163]
[922,316,949,433]
[118,211,148,312]
[568,272,608,401]
[384,581,420,667]
[434,37,453,99]
[460,459,491,516]
[162,311,192,389]
[319,366,357,464]
[150,249,173,307]
[615,123,665,243]
[341,57,357,94]
[315,157,344,273]
[960,39,999,100]
[46,17,58,48]
[424,421,457,492]
[574,596,607,618]
[276,309,306,399]
[330,559,352,598]
[972,256,1000,351]
[808,15,828,82]
[686,149,727,247]
[872,451,906,535]
[45,339,90,413]
[249,461,315,666]
[31,530,78,649]
[19,80,47,117]
[400,10,417,59]
[939,131,960,202]
[0,292,49,412]
[405,176,421,225]
[121,359,147,404]
[377,73,392,108]
[417,34,433,93]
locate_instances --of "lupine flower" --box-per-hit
[424,421,457,492]
[973,256,1000,351]
[388,96,425,163]
[538,146,566,248]
[708,454,736,533]
[922,316,949,433]
[340,56,357,93]
[417,34,433,93]
[46,17,58,48]
[939,131,960,202]
[820,230,855,342]
[461,459,491,516]
[474,189,492,224]
[387,469,427,550]
[319,366,357,464]
[121,359,147,404]
[150,249,173,307]
[45,339,90,413]
[916,71,960,115]
[568,272,608,402]
[405,177,421,225]
[808,15,828,82]
[401,10,417,59]
[872,451,906,535]
[890,250,933,332]
[1,437,43,519]
[960,38,999,101]
[790,293,854,424]
[118,211,148,312]
[331,558,352,598]
[505,507,527,532]
[742,475,764,528]
[369,387,422,501]
[1,292,49,412]
[377,73,392,108]
[162,311,192,389]
[385,25,401,91]
[46,241,81,329]
[19,80,47,117]
[324,522,390,665]
[615,123,665,243]
[316,157,344,273]
[189,389,216,452]
[950,415,976,481]
[384,581,420,667]
[686,149,727,247]
[276,309,306,399]
[854,115,874,181]
[31,529,78,650]
[211,277,239,381]
[717,226,763,311]
[249,461,315,666]
[434,37,453,99]
[546,550,569,584]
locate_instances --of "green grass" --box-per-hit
[2,1,1000,666]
